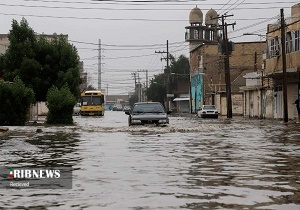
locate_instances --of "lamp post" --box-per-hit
[243,33,266,41]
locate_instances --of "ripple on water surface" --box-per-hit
[0,112,300,209]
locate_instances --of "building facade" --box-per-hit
[191,42,265,116]
[264,3,300,120]
[185,6,267,115]
[185,7,220,113]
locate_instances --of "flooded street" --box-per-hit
[1,111,300,209]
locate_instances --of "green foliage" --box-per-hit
[146,74,166,105]
[87,85,96,90]
[146,55,189,105]
[0,77,35,126]
[46,86,76,124]
[129,93,138,107]
[170,55,190,75]
[0,18,81,102]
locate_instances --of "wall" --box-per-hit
[0,35,9,54]
[265,3,300,120]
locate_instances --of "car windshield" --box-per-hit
[133,103,165,113]
[203,105,216,110]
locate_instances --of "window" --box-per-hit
[286,32,293,53]
[194,29,199,39]
[295,29,300,51]
[269,37,280,57]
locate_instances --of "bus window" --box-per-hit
[92,97,101,105]
[82,96,92,105]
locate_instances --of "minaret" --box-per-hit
[185,6,204,52]
[185,7,220,52]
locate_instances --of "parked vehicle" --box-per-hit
[197,105,218,118]
[125,102,170,126]
[123,105,131,112]
[112,104,123,111]
[73,103,81,115]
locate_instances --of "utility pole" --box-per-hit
[281,8,288,122]
[131,72,137,91]
[219,15,235,118]
[138,69,148,101]
[155,40,170,111]
[254,52,257,72]
[137,73,141,102]
[138,69,148,90]
[98,39,102,90]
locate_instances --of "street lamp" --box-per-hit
[243,33,266,41]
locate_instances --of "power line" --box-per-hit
[222,0,246,15]
[22,0,299,6]
[0,3,295,11]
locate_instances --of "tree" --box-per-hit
[0,18,81,102]
[46,85,76,124]
[170,55,190,75]
[0,18,36,79]
[146,55,190,104]
[169,55,190,92]
[146,74,166,105]
[0,78,35,126]
[129,93,138,107]
[87,85,96,90]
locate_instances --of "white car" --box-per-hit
[73,103,81,115]
[197,105,218,118]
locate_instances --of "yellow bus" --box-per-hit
[80,90,105,116]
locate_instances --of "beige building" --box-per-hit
[0,34,9,55]
[190,42,265,116]
[186,6,266,116]
[264,3,300,120]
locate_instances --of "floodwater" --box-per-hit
[1,111,300,209]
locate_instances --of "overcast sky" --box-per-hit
[0,0,298,95]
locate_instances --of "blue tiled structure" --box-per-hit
[190,73,203,112]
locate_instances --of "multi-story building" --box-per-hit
[0,34,9,55]
[264,3,300,120]
[185,6,221,113]
[186,6,265,116]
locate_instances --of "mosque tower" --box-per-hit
[185,6,220,52]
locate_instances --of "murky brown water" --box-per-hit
[1,111,300,209]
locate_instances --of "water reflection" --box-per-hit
[0,132,80,167]
[0,113,299,209]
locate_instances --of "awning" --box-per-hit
[173,97,190,102]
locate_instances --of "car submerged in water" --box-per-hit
[197,105,219,118]
[125,102,170,126]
